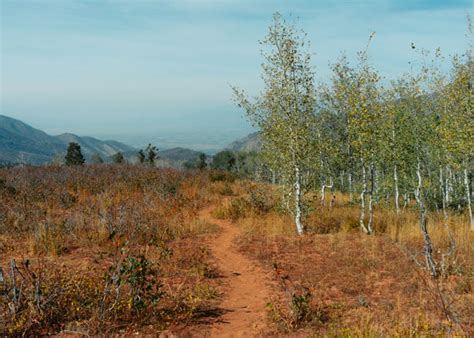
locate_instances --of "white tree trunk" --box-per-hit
[348,172,353,203]
[394,164,400,213]
[440,166,448,221]
[373,164,379,204]
[360,164,370,234]
[284,191,292,214]
[464,164,473,230]
[403,192,408,209]
[295,166,304,235]
[417,163,437,278]
[445,165,451,205]
[320,177,333,207]
[367,164,374,234]
[321,183,327,206]
[439,166,456,275]
[330,177,336,208]
[415,161,421,205]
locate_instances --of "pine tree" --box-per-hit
[137,150,145,164]
[197,153,207,170]
[65,142,85,166]
[112,152,125,164]
[146,144,158,165]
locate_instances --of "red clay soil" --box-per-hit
[197,205,273,337]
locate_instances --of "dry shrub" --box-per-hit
[211,183,277,222]
[0,166,221,335]
[212,198,250,221]
[248,184,276,214]
[208,170,236,183]
[183,219,220,236]
[1,260,101,336]
[0,166,216,250]
[239,232,472,335]
[210,181,235,196]
[234,183,473,335]
[306,206,357,234]
[31,222,67,256]
[1,239,221,335]
[267,290,330,331]
[239,213,295,237]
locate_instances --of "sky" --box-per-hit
[1,0,472,152]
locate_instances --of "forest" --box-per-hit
[0,13,473,337]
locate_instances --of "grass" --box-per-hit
[216,184,474,335]
[0,166,472,335]
[0,165,220,335]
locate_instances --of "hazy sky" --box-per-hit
[1,0,472,151]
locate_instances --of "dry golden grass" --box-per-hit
[217,182,474,335]
[1,167,472,335]
[0,165,221,335]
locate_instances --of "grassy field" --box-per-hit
[0,166,472,336]
[213,182,474,335]
[0,166,222,335]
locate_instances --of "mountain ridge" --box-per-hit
[0,115,135,164]
[225,131,261,153]
[0,115,261,166]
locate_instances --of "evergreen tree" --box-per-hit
[112,152,125,164]
[211,151,236,171]
[65,142,85,166]
[137,150,146,164]
[146,144,158,165]
[197,153,207,170]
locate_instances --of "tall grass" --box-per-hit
[216,182,473,335]
[0,165,220,335]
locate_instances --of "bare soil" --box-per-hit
[197,204,273,337]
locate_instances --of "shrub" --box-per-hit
[0,166,219,334]
[248,185,275,214]
[103,253,164,315]
[209,171,236,183]
[267,290,329,331]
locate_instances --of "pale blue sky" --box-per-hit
[1,0,472,151]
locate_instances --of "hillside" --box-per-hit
[226,132,261,153]
[158,147,204,161]
[0,115,66,164]
[56,133,135,158]
[0,115,135,164]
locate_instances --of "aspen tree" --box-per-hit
[233,13,317,235]
[345,37,384,234]
[322,56,356,203]
[439,56,474,229]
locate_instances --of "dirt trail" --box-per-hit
[199,204,272,337]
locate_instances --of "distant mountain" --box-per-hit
[226,132,261,153]
[158,147,204,161]
[0,115,135,164]
[157,147,206,168]
[56,133,135,159]
[0,115,67,164]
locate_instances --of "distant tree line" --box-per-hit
[184,153,207,170]
[62,143,160,166]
